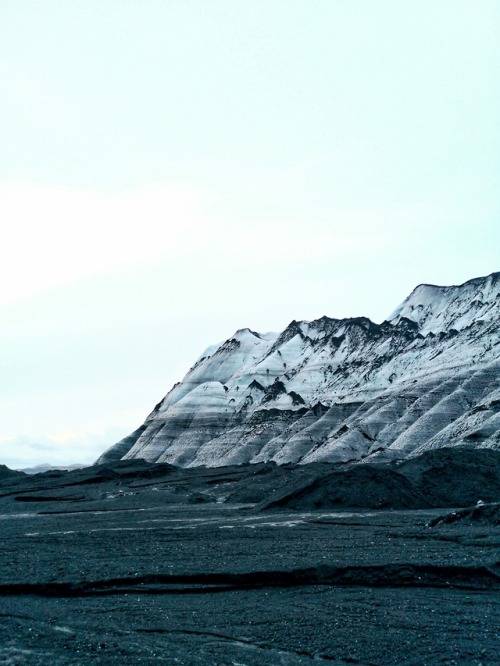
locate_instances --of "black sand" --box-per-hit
[0,450,498,664]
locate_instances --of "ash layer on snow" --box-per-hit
[99,272,500,467]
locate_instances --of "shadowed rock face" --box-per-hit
[98,272,500,467]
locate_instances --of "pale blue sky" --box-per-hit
[0,1,498,467]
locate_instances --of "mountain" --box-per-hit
[20,464,86,475]
[98,272,500,467]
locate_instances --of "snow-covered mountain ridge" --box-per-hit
[98,272,500,467]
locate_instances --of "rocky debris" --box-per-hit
[398,447,500,507]
[258,466,432,511]
[429,502,500,527]
[1,448,499,512]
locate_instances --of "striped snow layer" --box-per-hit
[98,272,500,467]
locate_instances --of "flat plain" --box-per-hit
[0,460,498,665]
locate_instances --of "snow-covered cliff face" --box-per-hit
[98,272,500,467]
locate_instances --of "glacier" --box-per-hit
[98,272,500,467]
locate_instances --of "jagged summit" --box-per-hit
[98,273,500,467]
[388,271,500,334]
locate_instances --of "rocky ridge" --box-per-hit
[98,272,500,467]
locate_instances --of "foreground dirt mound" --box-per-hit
[399,447,500,507]
[1,447,498,512]
[255,448,500,511]
[429,502,500,527]
[259,466,432,510]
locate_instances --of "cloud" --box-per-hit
[0,179,391,307]
[0,428,128,469]
[0,181,213,306]
[2,179,492,319]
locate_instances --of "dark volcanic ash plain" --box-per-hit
[0,449,498,665]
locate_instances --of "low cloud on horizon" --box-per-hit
[0,428,130,470]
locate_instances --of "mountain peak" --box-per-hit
[388,272,500,335]
[97,273,500,468]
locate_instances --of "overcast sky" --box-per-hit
[1,1,499,468]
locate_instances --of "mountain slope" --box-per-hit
[98,272,500,467]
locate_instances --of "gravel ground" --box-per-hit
[0,463,498,665]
